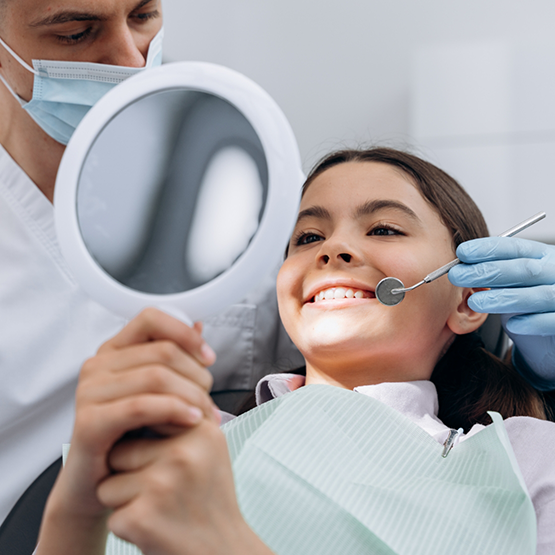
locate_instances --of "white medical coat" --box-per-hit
[0,145,302,524]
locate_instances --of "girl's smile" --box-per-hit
[304,280,376,306]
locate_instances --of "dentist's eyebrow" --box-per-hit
[30,0,155,27]
[295,205,332,224]
[30,11,105,27]
[355,199,422,224]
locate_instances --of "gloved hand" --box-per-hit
[449,236,555,391]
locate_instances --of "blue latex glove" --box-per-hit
[449,236,555,391]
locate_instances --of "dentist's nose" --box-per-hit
[98,26,157,67]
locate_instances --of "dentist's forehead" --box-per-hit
[7,0,158,24]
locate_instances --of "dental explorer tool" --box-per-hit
[375,211,547,307]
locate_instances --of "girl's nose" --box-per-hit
[318,234,360,266]
[321,253,352,264]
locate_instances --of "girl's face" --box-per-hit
[277,161,484,389]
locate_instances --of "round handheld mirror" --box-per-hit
[55,62,304,325]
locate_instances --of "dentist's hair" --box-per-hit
[301,147,549,430]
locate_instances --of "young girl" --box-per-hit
[36,148,555,555]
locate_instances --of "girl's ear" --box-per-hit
[447,288,488,334]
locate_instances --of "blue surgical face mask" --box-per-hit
[0,28,164,145]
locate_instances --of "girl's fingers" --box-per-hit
[78,365,218,423]
[97,470,142,509]
[74,395,203,453]
[82,341,214,394]
[98,308,216,368]
[108,439,164,473]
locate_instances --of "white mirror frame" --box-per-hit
[55,62,304,325]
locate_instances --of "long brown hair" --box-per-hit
[301,147,548,431]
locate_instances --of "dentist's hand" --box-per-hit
[449,237,555,391]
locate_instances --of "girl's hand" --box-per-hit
[97,421,273,555]
[37,308,219,554]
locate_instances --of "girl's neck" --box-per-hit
[304,358,434,391]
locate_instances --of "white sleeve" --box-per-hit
[504,416,555,554]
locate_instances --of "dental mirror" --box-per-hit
[376,212,546,307]
[55,62,304,324]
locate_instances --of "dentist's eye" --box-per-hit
[56,28,93,44]
[368,224,403,237]
[294,232,324,246]
[132,10,161,22]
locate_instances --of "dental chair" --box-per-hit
[0,315,509,555]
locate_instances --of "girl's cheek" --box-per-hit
[371,247,423,284]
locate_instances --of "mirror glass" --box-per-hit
[77,89,268,295]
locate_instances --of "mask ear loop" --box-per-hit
[0,36,38,75]
[0,72,27,107]
[0,36,37,107]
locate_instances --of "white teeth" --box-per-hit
[334,287,346,299]
[312,287,368,302]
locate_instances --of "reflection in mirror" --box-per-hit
[186,146,263,283]
[77,89,268,295]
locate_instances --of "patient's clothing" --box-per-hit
[225,385,536,555]
[0,144,302,524]
[250,376,555,554]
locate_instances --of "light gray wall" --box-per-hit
[163,1,555,239]
[163,0,555,168]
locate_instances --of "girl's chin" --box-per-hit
[299,333,382,360]
[298,318,388,348]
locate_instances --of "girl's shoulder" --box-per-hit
[503,416,555,554]
[503,415,555,447]
[502,416,555,499]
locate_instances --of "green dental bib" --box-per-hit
[223,384,536,555]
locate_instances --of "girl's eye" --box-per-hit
[295,232,324,246]
[368,225,403,237]
[56,28,92,44]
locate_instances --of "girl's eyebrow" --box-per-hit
[296,200,422,226]
[295,205,331,224]
[355,199,422,224]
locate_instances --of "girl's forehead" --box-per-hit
[302,162,428,211]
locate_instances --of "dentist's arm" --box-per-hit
[449,237,555,391]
